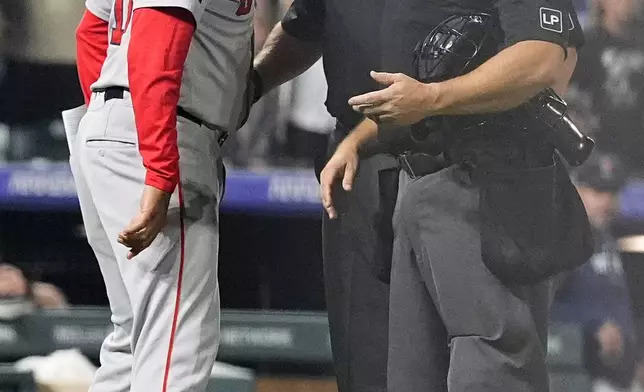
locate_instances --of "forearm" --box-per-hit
[128,7,196,193]
[254,22,323,93]
[342,118,380,156]
[431,41,569,115]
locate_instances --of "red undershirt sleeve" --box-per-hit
[76,9,109,105]
[127,7,196,194]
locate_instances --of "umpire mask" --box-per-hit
[413,13,499,84]
[411,13,499,142]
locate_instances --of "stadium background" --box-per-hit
[0,0,643,391]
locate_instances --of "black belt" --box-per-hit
[396,152,446,179]
[176,107,228,147]
[93,86,129,101]
[92,86,228,147]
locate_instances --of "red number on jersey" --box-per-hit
[236,0,253,16]
[110,0,134,46]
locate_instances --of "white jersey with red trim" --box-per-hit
[87,0,254,132]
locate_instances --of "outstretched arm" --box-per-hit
[253,0,325,98]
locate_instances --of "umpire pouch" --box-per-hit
[452,119,594,285]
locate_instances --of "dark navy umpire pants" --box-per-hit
[315,123,399,392]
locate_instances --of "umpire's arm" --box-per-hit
[253,0,325,99]
[349,0,583,125]
[427,0,579,114]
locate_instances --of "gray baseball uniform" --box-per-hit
[63,1,253,391]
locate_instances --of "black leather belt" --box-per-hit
[92,86,228,147]
[93,86,129,101]
[397,152,446,179]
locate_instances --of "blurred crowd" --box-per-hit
[0,0,644,391]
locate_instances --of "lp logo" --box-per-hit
[540,7,563,33]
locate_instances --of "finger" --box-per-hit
[370,71,399,85]
[126,235,156,260]
[320,177,333,212]
[127,247,145,260]
[322,194,337,219]
[320,173,338,220]
[124,223,162,249]
[348,90,389,106]
[121,227,146,242]
[376,113,398,124]
[342,161,357,191]
[120,228,154,253]
[351,103,378,111]
[325,206,337,220]
[353,103,388,116]
[121,213,149,236]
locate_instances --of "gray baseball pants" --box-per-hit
[388,165,554,392]
[66,91,224,392]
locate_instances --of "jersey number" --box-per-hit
[236,0,253,16]
[110,0,134,46]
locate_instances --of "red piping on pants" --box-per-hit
[162,180,185,391]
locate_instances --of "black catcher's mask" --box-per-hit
[414,13,499,84]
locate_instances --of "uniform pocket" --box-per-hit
[478,158,594,285]
[85,99,137,146]
[478,162,557,284]
[85,138,137,149]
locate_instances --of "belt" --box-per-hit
[92,86,228,147]
[176,106,229,146]
[396,152,446,179]
[93,86,129,101]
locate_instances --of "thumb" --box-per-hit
[370,71,398,86]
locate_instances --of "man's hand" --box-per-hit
[118,185,172,260]
[320,139,360,220]
[0,264,28,297]
[597,321,625,365]
[348,71,437,126]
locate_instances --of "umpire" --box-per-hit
[321,1,594,391]
[251,1,409,392]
